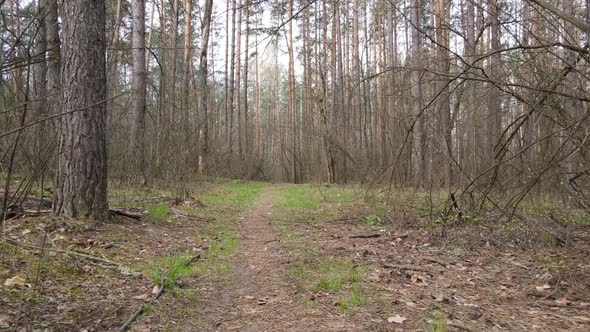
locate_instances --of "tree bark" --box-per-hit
[32,0,48,154]
[131,0,147,183]
[53,0,109,221]
[198,0,213,176]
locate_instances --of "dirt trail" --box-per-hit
[211,186,355,332]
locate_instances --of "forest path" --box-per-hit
[210,185,352,331]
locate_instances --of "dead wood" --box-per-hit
[170,207,209,221]
[349,234,381,239]
[119,274,165,332]
[382,263,443,274]
[109,208,143,220]
[3,238,122,268]
[329,216,360,223]
[184,254,201,266]
[422,257,450,268]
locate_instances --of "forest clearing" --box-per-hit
[2,0,590,330]
[1,180,589,331]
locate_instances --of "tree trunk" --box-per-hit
[32,0,48,154]
[487,0,501,165]
[435,0,453,189]
[183,0,193,137]
[228,0,237,157]
[131,0,147,183]
[288,0,297,183]
[243,0,250,159]
[410,0,425,188]
[45,0,61,122]
[198,0,213,176]
[53,0,109,221]
[235,0,243,161]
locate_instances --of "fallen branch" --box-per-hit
[508,260,531,270]
[3,238,121,268]
[382,263,443,274]
[4,207,51,219]
[109,208,143,220]
[329,216,359,223]
[119,252,199,331]
[184,254,201,266]
[119,273,165,332]
[349,234,381,239]
[422,257,450,268]
[170,207,208,221]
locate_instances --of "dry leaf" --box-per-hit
[53,234,66,241]
[0,314,11,328]
[152,285,161,294]
[387,315,407,324]
[133,294,148,300]
[21,229,31,235]
[535,284,552,292]
[4,275,26,288]
[82,265,95,274]
[555,298,571,306]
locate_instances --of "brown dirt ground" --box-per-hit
[2,185,590,331]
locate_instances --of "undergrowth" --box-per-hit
[288,256,367,309]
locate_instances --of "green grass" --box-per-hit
[421,311,447,332]
[348,287,367,306]
[288,256,368,310]
[289,256,366,294]
[273,185,357,211]
[148,202,170,220]
[201,180,266,207]
[147,254,196,288]
[274,186,323,210]
[271,185,363,238]
[336,287,366,309]
[194,223,238,277]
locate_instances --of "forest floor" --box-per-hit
[1,179,590,331]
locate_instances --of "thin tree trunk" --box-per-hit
[235,0,243,161]
[288,0,297,183]
[32,0,48,154]
[183,0,193,135]
[131,0,147,183]
[198,0,213,176]
[243,0,250,159]
[228,0,237,157]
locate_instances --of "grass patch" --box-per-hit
[147,254,196,288]
[148,202,170,220]
[274,185,357,212]
[275,186,322,210]
[201,180,266,208]
[421,311,447,332]
[348,287,367,306]
[271,185,363,240]
[288,256,367,307]
[195,224,238,277]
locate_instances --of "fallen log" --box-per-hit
[109,208,143,220]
